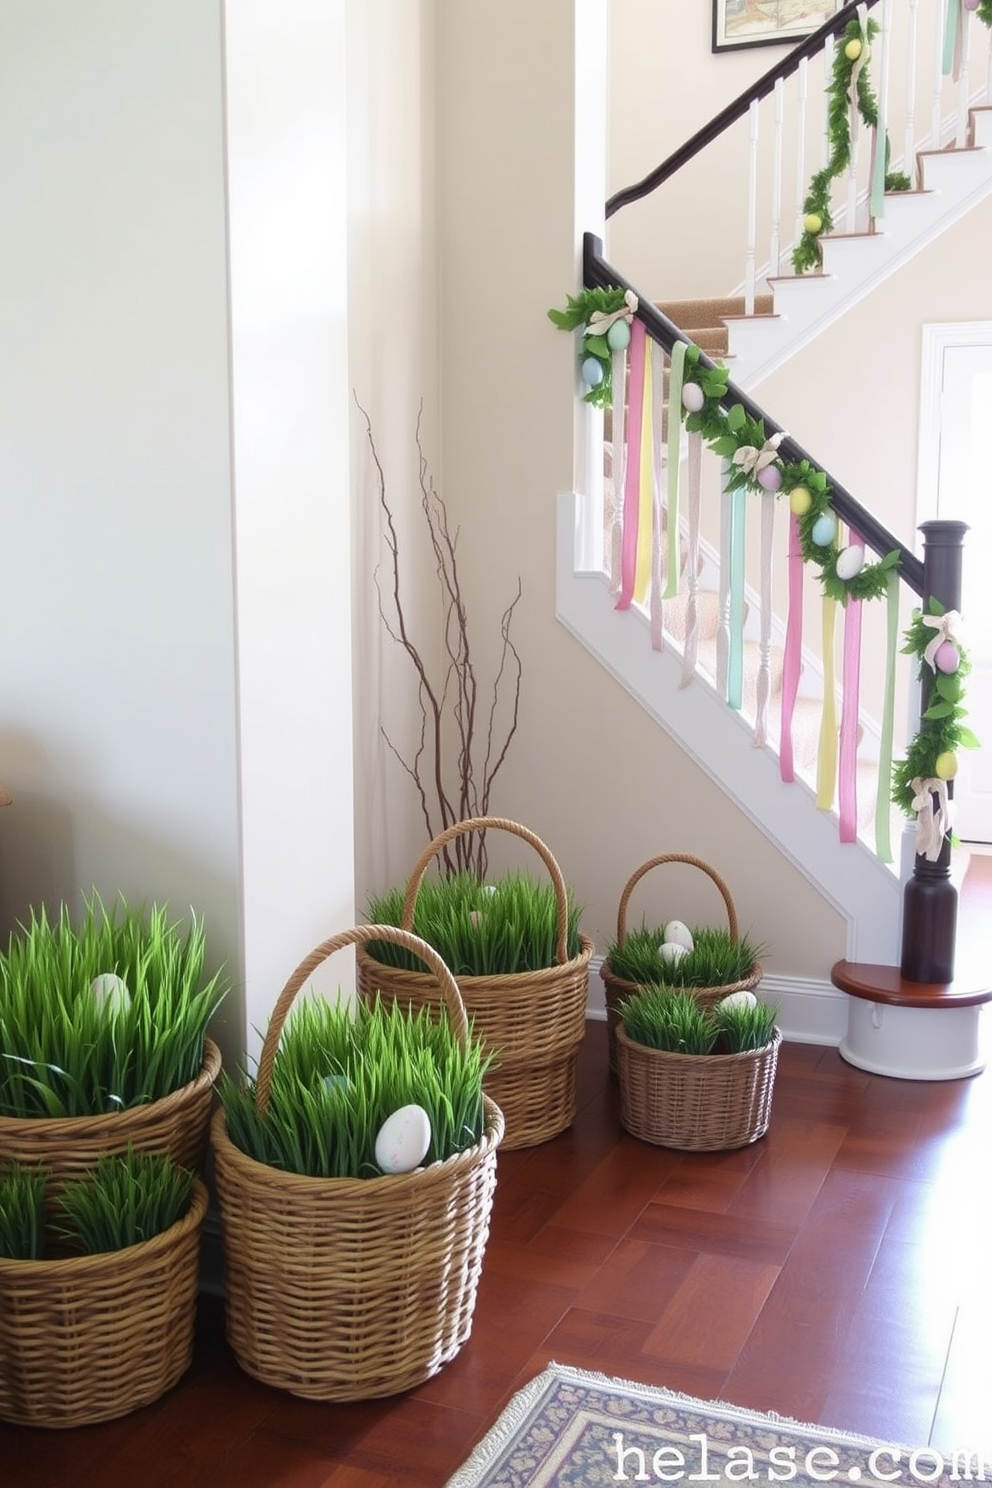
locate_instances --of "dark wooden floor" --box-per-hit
[3,856,990,1487]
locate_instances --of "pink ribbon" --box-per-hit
[616,319,646,612]
[838,528,864,842]
[779,511,804,782]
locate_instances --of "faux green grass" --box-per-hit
[55,1149,196,1255]
[0,1163,48,1260]
[620,985,778,1056]
[606,924,763,988]
[0,894,228,1119]
[219,992,492,1179]
[364,871,584,976]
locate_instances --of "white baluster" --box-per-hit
[932,0,945,148]
[956,3,972,147]
[795,56,809,245]
[874,0,893,224]
[746,98,759,316]
[904,0,920,176]
[717,469,731,699]
[770,78,784,278]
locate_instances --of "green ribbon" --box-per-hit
[873,569,901,864]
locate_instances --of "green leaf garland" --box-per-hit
[547,286,632,409]
[793,16,911,274]
[891,600,979,819]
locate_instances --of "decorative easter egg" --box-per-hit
[757,464,782,492]
[323,1073,350,1095]
[965,0,979,11]
[468,909,485,928]
[480,884,497,896]
[375,1104,432,1175]
[811,511,837,547]
[935,641,960,675]
[581,356,604,387]
[803,212,823,236]
[844,38,863,60]
[718,990,758,1012]
[935,751,958,781]
[681,382,705,413]
[658,941,689,966]
[789,486,812,516]
[663,920,695,952]
[835,544,865,581]
[91,973,131,1016]
[607,319,631,352]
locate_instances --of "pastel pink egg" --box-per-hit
[935,640,960,674]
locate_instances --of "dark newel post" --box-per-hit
[899,519,968,984]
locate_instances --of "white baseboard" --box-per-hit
[586,955,847,1047]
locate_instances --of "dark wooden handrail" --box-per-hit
[606,0,881,219]
[583,234,924,595]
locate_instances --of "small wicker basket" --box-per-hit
[0,1039,222,1186]
[211,924,504,1402]
[601,854,762,1075]
[0,1179,208,1428]
[356,817,593,1150]
[617,1025,781,1152]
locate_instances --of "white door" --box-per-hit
[933,341,992,843]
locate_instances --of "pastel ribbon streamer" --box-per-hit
[816,594,839,810]
[779,511,804,783]
[632,340,654,607]
[608,345,628,592]
[587,289,638,339]
[921,608,964,670]
[727,486,747,711]
[680,431,703,688]
[943,0,961,77]
[874,569,900,864]
[911,776,952,861]
[754,492,776,747]
[869,116,887,221]
[650,339,666,649]
[838,547,863,842]
[616,319,646,611]
[664,340,687,599]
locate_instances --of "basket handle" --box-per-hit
[400,816,571,966]
[255,925,469,1114]
[615,853,739,947]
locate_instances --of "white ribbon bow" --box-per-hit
[732,431,786,478]
[911,776,952,862]
[849,4,871,142]
[587,289,638,337]
[920,609,964,671]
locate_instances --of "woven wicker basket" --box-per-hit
[0,1179,208,1428]
[211,924,504,1402]
[601,854,762,1075]
[356,817,593,1150]
[617,1024,781,1152]
[0,1039,222,1186]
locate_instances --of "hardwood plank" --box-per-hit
[642,1252,781,1369]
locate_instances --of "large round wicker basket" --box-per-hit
[0,1179,208,1428]
[617,1025,782,1152]
[356,817,593,1150]
[0,1039,222,1186]
[601,854,762,1075]
[211,924,504,1402]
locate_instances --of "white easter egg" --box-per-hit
[663,920,694,952]
[835,544,865,581]
[90,973,131,1015]
[681,382,705,413]
[658,941,689,966]
[718,990,758,1012]
[323,1073,349,1095]
[375,1103,432,1174]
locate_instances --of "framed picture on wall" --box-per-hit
[712,0,842,53]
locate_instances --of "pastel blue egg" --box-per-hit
[607,319,631,352]
[581,356,604,387]
[811,512,836,547]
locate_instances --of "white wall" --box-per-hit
[0,1,358,1068]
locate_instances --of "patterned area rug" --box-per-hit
[445,1363,986,1488]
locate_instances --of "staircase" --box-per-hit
[559,0,992,992]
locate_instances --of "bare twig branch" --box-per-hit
[358,393,523,879]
